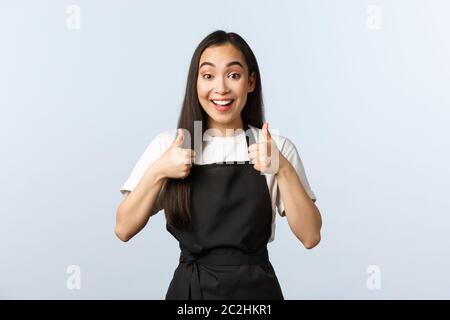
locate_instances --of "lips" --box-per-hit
[210,99,234,106]
[210,99,234,112]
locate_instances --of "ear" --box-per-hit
[247,72,256,93]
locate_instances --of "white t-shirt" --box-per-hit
[120,124,317,242]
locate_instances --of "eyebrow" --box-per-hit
[199,61,245,69]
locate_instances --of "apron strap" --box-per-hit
[179,247,269,300]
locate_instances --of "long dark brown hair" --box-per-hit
[161,30,265,230]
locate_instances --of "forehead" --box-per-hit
[199,43,246,68]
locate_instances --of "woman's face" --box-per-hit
[197,43,256,133]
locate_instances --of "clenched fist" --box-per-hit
[156,129,196,180]
[248,122,281,175]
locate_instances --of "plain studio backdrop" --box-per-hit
[1,0,449,299]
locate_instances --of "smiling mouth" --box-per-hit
[210,99,234,106]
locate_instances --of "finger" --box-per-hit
[248,142,265,153]
[248,143,258,152]
[248,150,258,160]
[183,156,193,165]
[173,128,184,147]
[262,122,271,142]
[184,151,195,163]
[258,155,270,165]
[249,144,268,157]
[181,149,193,157]
[262,123,272,157]
[188,149,196,158]
[180,170,190,179]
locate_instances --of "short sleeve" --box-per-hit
[275,137,317,217]
[120,130,175,215]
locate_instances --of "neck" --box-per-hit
[206,117,245,137]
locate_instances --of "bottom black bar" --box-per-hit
[1,300,448,319]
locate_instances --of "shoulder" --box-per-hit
[119,128,176,194]
[155,128,177,144]
[143,128,177,154]
[124,128,177,167]
[155,128,177,147]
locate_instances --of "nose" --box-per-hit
[214,76,230,95]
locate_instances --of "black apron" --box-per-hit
[165,124,284,300]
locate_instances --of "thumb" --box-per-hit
[173,128,184,147]
[262,122,271,142]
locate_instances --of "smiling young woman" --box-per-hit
[197,43,256,135]
[115,30,322,300]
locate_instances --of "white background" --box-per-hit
[1,0,449,299]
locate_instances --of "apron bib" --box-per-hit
[165,124,284,300]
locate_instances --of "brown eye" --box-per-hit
[229,73,241,80]
[202,74,213,80]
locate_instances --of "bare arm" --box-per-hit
[115,160,166,242]
[277,154,322,249]
[248,123,322,250]
[114,128,195,242]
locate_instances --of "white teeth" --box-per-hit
[212,100,232,106]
